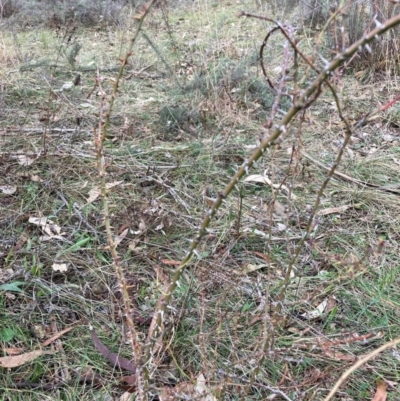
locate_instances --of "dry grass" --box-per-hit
[1,0,400,400]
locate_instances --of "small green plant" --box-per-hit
[0,327,16,342]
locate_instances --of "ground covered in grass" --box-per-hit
[1,0,400,400]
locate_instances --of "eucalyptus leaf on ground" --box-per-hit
[0,349,55,368]
[371,380,387,401]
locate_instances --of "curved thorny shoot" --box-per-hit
[94,0,160,384]
[95,2,400,399]
[140,10,400,400]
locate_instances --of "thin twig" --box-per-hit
[56,191,101,241]
[217,369,293,401]
[323,336,400,401]
[301,150,400,195]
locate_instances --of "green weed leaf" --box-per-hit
[0,282,27,294]
[63,237,91,253]
[0,328,15,342]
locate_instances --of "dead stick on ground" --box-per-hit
[301,150,400,195]
[323,336,400,401]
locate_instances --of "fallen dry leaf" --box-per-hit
[155,222,164,231]
[52,263,68,273]
[252,251,272,263]
[3,347,26,356]
[354,69,367,79]
[0,185,17,195]
[117,375,137,393]
[119,392,134,401]
[15,154,37,166]
[128,239,139,251]
[132,219,146,235]
[28,217,65,240]
[301,298,328,320]
[234,263,267,275]
[113,228,128,249]
[0,349,55,368]
[317,203,362,216]
[276,223,287,231]
[30,175,43,182]
[120,375,137,386]
[273,200,287,218]
[154,265,170,290]
[323,349,356,361]
[86,188,101,204]
[8,227,30,254]
[244,171,297,199]
[86,181,123,204]
[244,174,268,184]
[41,326,75,347]
[160,382,194,401]
[160,374,217,401]
[160,259,181,266]
[372,380,387,401]
[195,373,218,401]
